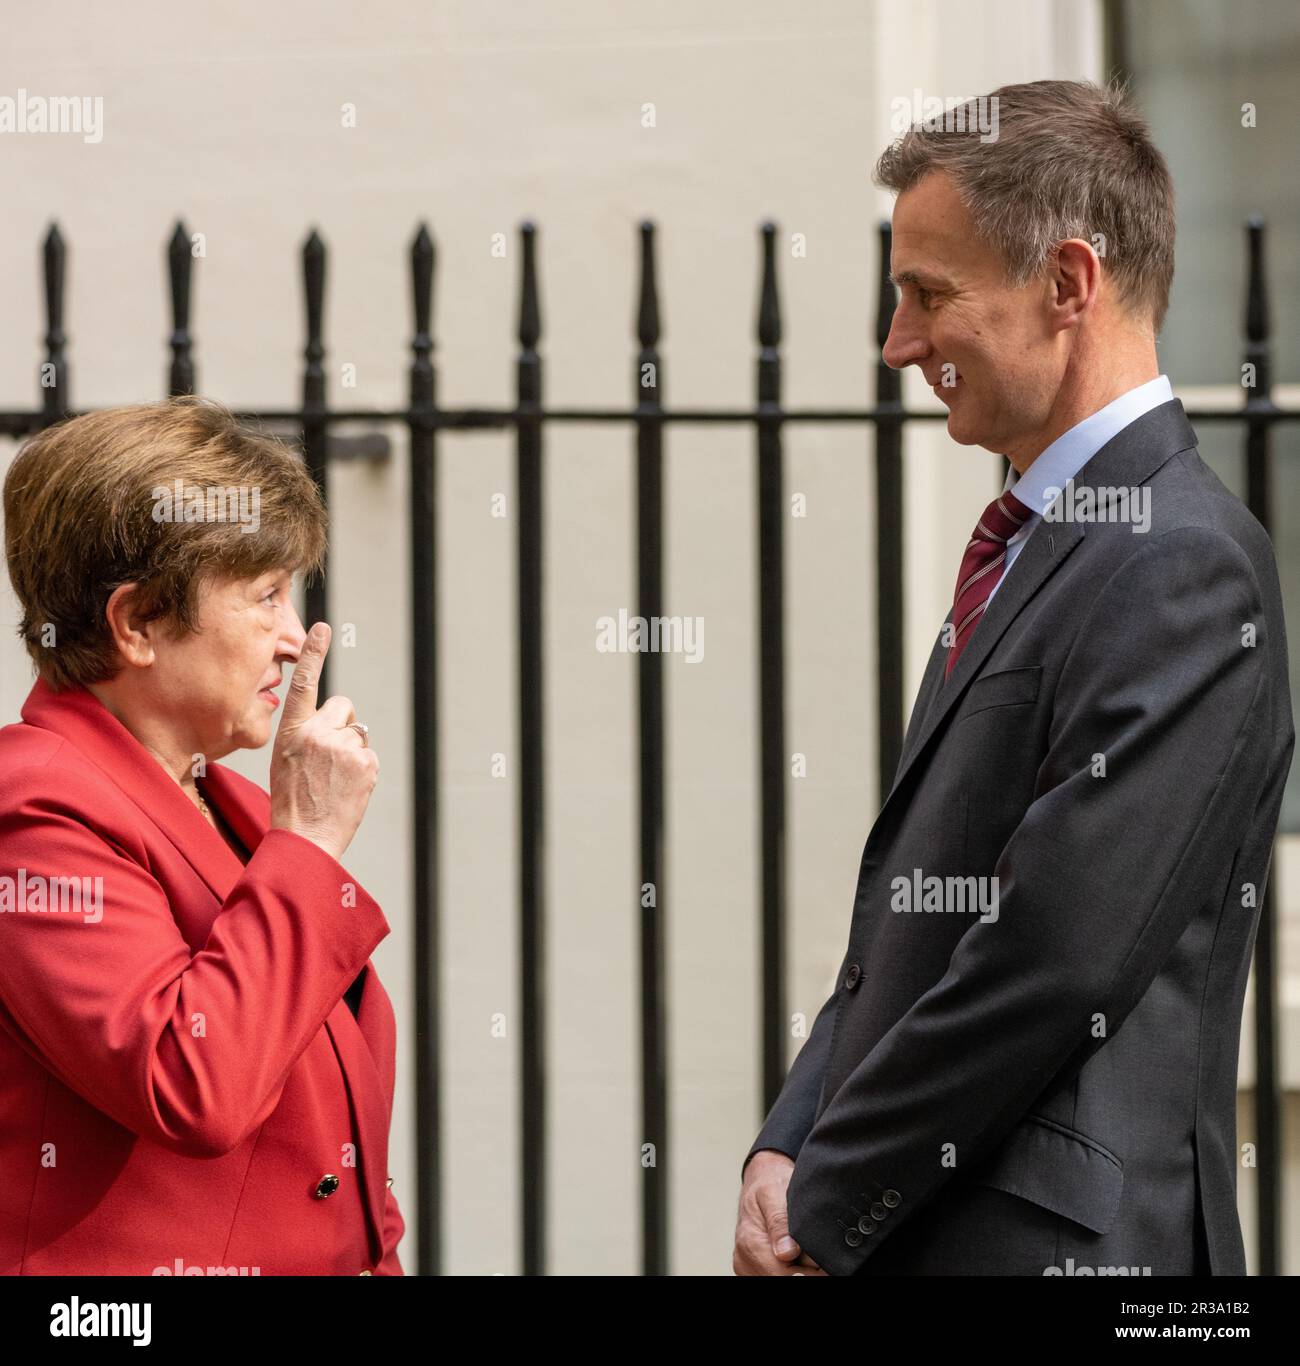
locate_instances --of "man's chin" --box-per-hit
[945,412,987,448]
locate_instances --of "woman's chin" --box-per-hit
[231,716,274,751]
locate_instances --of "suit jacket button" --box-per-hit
[359,1269,373,1276]
[882,1189,901,1207]
[314,1174,340,1199]
[843,964,861,990]
[856,1216,878,1235]
[844,1227,863,1247]
[870,1201,887,1221]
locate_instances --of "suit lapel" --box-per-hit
[20,678,246,905]
[885,513,1087,815]
[880,399,1197,819]
[200,762,271,856]
[895,620,951,779]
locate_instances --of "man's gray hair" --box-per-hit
[874,79,1175,334]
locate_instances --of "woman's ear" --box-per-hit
[103,583,157,669]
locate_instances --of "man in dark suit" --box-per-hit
[733,79,1294,1277]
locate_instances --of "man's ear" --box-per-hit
[1050,238,1102,331]
[103,583,158,669]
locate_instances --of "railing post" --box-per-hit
[874,221,904,804]
[1243,214,1280,1277]
[516,220,546,1277]
[301,228,330,694]
[634,220,668,1276]
[408,222,441,1277]
[756,222,787,1115]
[167,221,195,397]
[40,224,69,428]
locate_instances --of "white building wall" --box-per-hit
[1,0,1292,1274]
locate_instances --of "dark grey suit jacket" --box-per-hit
[745,399,1294,1276]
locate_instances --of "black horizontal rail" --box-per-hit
[5,404,1294,441]
[4,215,1291,1278]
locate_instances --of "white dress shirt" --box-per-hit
[988,374,1174,603]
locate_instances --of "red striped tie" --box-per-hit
[945,488,1032,679]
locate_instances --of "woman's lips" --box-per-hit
[259,688,280,708]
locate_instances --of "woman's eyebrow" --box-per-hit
[250,571,290,596]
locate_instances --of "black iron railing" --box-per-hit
[1,215,1293,1275]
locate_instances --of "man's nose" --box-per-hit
[881,299,930,371]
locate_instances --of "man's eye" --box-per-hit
[918,288,933,307]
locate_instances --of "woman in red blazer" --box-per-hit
[0,398,404,1275]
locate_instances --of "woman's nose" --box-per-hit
[280,604,308,660]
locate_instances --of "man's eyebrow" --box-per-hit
[888,268,948,289]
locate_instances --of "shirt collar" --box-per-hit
[1004,375,1174,519]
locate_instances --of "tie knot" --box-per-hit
[971,488,1032,545]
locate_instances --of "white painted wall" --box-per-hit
[1,0,1292,1274]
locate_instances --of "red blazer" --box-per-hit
[0,677,405,1275]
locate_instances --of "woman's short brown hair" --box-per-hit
[3,396,327,691]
